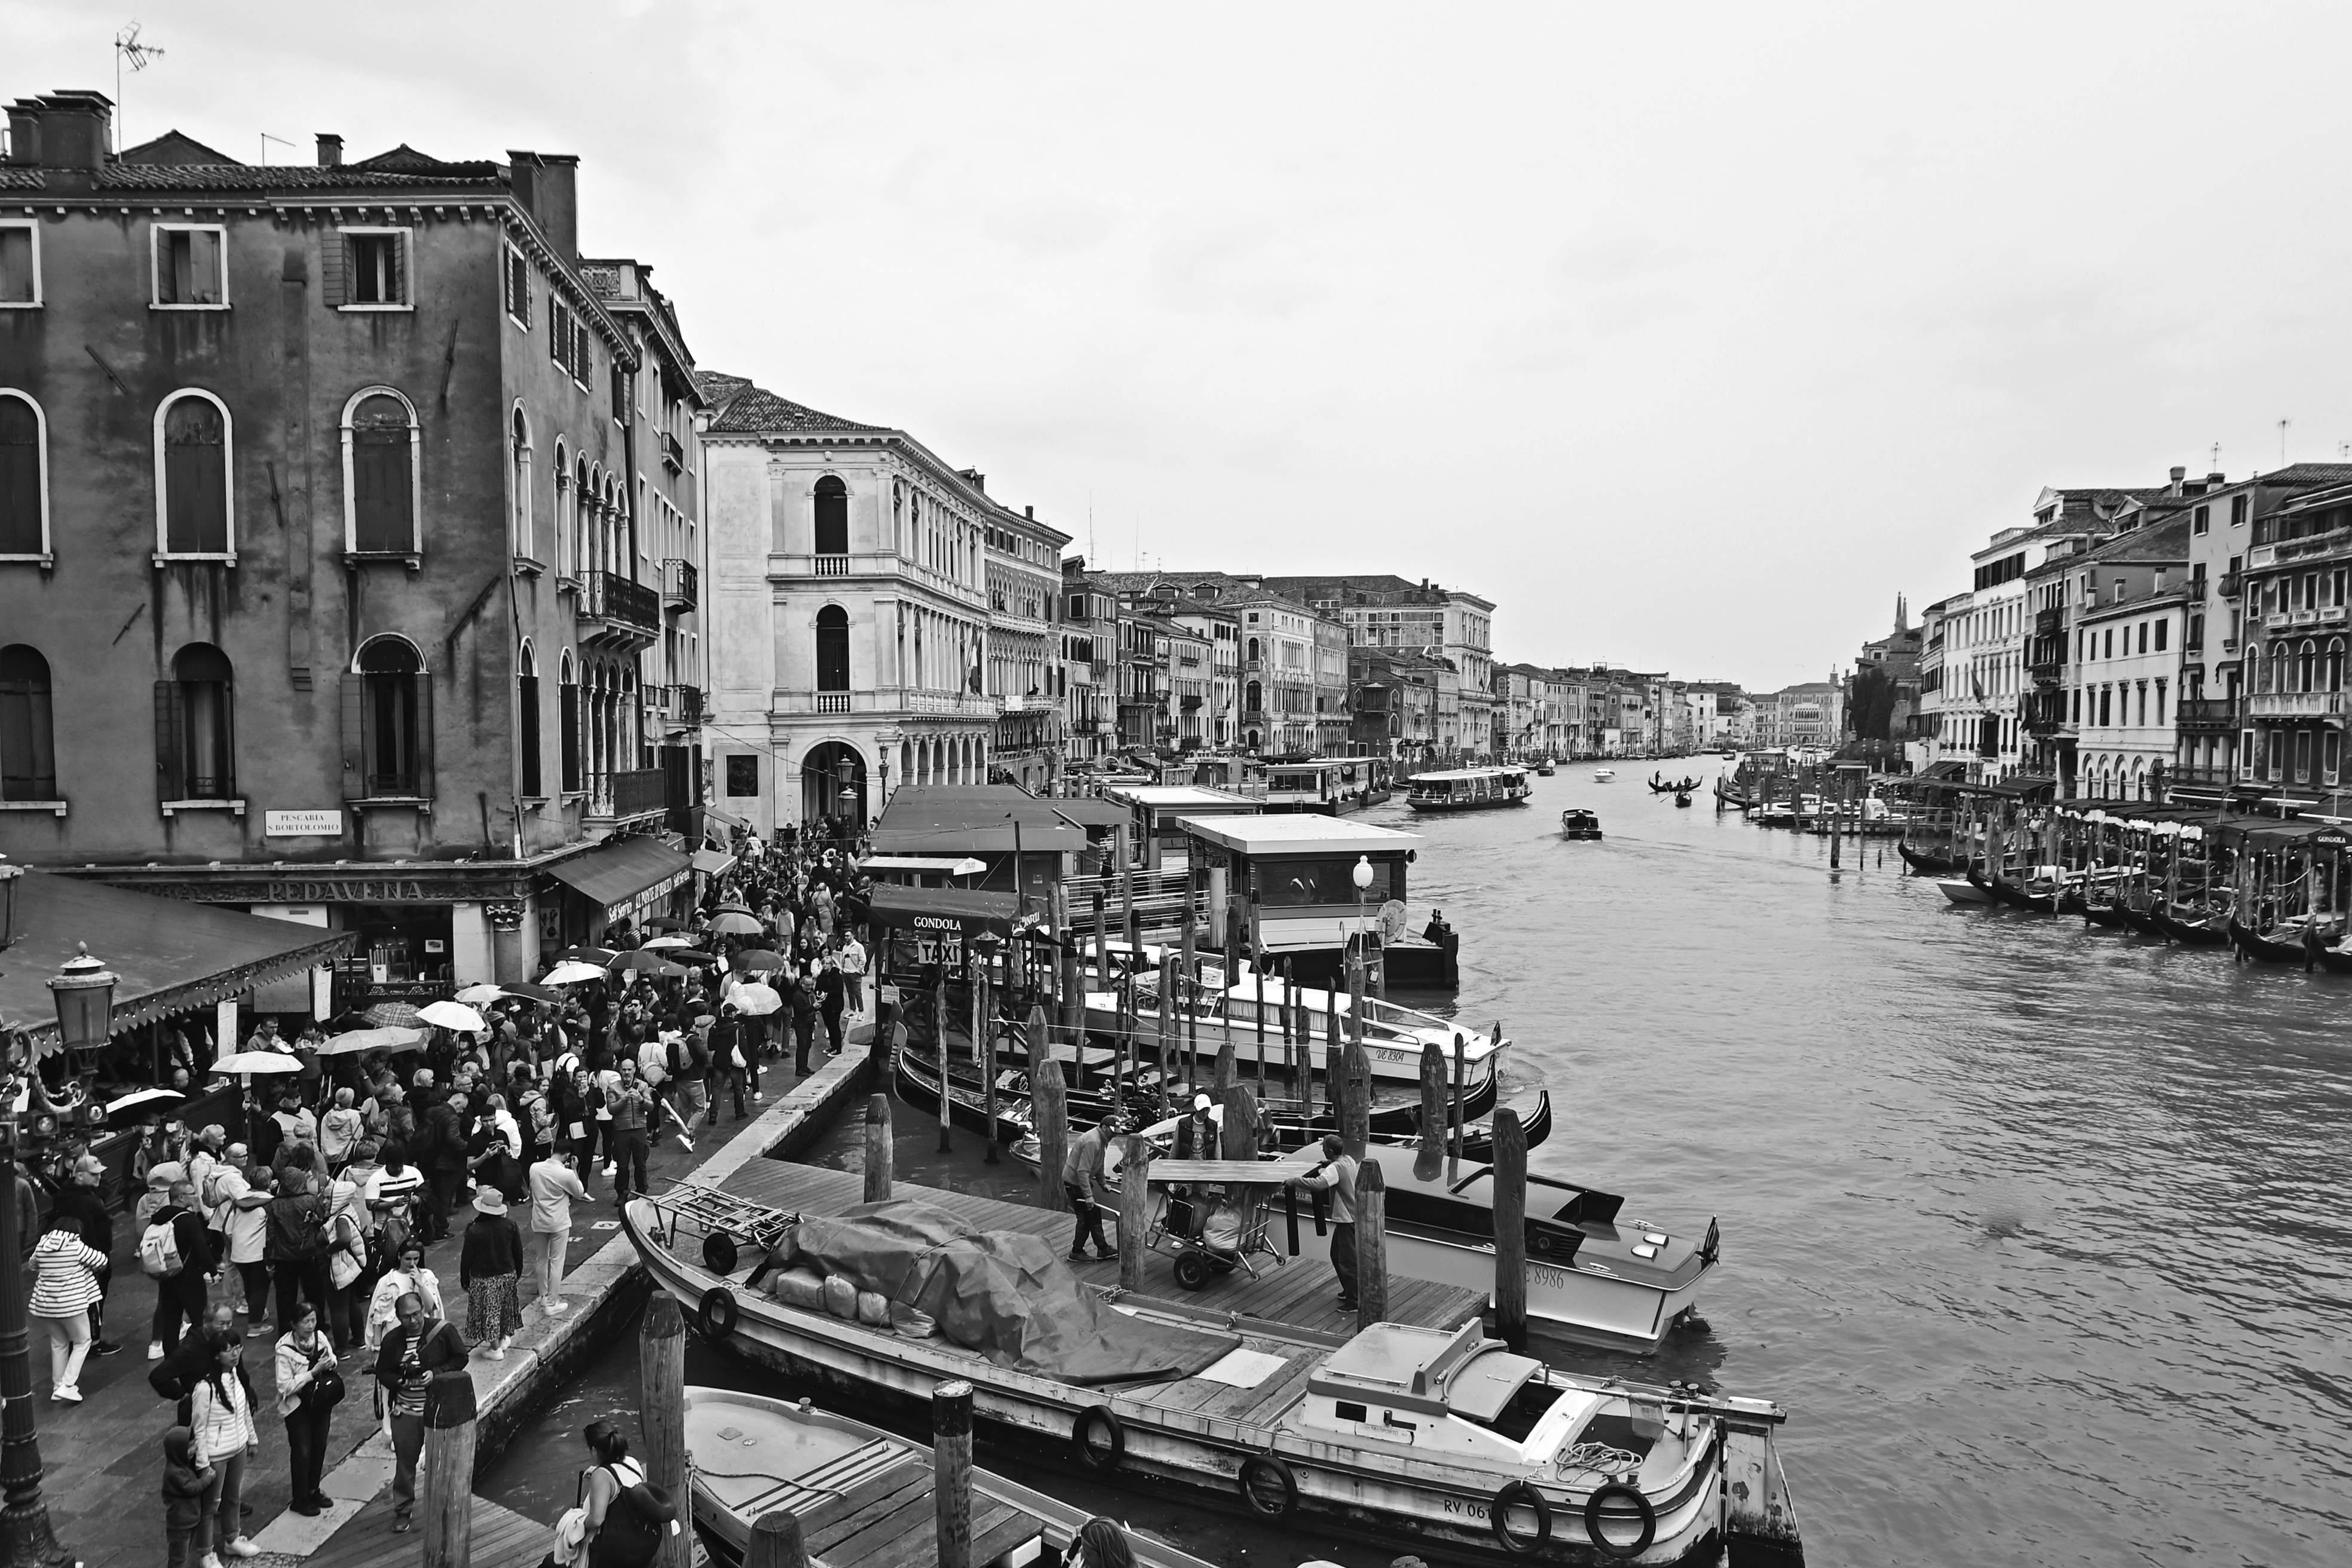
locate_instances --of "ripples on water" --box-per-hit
[481,765,2352,1567]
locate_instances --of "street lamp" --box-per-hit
[1352,854,1374,960]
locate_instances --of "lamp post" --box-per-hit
[1352,854,1374,969]
[0,945,112,1568]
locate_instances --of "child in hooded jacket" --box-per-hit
[162,1426,210,1568]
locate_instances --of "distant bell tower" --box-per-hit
[1895,593,1909,632]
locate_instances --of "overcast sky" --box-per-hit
[13,2,2352,690]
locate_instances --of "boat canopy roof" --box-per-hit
[1412,767,1527,782]
[1312,1320,1543,1419]
[1177,813,1425,856]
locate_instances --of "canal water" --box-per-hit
[480,764,2352,1567]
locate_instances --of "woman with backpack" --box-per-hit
[262,1172,331,1338]
[577,1422,675,1568]
[143,1178,218,1361]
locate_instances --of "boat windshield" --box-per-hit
[1462,1379,1569,1443]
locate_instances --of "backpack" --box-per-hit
[139,1216,184,1278]
[267,1197,327,1261]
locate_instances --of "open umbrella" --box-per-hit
[724,981,783,1016]
[317,1025,427,1056]
[730,949,788,972]
[501,982,565,1004]
[106,1088,185,1116]
[416,1001,487,1033]
[610,952,686,978]
[710,900,755,916]
[363,1001,426,1029]
[211,1051,302,1076]
[560,945,620,966]
[454,983,507,1005]
[543,961,609,987]
[706,911,764,938]
[639,935,694,950]
[663,948,717,966]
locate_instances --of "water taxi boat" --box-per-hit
[1560,810,1603,840]
[1407,767,1533,812]
[627,1190,1803,1566]
[1592,768,1617,783]
[1262,758,1387,816]
[1535,758,1557,776]
[686,1385,1221,1568]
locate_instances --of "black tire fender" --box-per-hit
[1073,1404,1124,1472]
[1238,1454,1297,1518]
[1490,1480,1551,1555]
[1584,1481,1656,1559]
[697,1285,739,1340]
[703,1230,740,1275]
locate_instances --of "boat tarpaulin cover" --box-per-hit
[792,1200,1239,1386]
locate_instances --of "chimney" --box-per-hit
[507,151,579,260]
[2169,466,2186,496]
[29,90,112,172]
[316,133,342,167]
[959,468,987,493]
[4,99,40,165]
[2207,471,2226,487]
[1024,504,1034,519]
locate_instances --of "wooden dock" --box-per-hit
[721,1159,1487,1341]
[297,1494,547,1568]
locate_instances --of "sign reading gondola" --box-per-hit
[2314,829,2351,852]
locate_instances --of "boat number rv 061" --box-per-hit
[1441,1496,1491,1520]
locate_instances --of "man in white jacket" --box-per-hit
[526,1150,590,1313]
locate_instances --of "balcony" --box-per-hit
[812,555,851,577]
[2176,698,2237,732]
[2249,545,2277,568]
[2218,571,2243,598]
[662,557,698,611]
[2035,608,2062,636]
[771,687,1000,719]
[676,684,703,725]
[2028,657,2063,685]
[578,571,661,650]
[2246,691,2349,719]
[584,767,671,826]
[660,431,686,475]
[2185,575,2208,602]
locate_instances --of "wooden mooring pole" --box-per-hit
[1033,1055,1070,1212]
[1493,1104,1528,1353]
[933,1379,975,1568]
[1448,1032,1467,1182]
[421,1365,478,1568]
[1118,1132,1151,1291]
[981,963,999,1165]
[1340,1040,1371,1162]
[1221,1082,1259,1160]
[935,968,952,1153]
[1415,1041,1446,1182]
[862,1093,893,1203]
[1356,1156,1388,1331]
[640,1292,691,1568]
[749,1512,811,1568]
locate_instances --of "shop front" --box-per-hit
[542,835,696,961]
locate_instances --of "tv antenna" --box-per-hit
[114,22,165,151]
[2280,418,2292,467]
[259,131,296,165]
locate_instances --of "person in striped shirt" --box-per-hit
[29,1215,106,1402]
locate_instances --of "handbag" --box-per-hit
[301,1352,346,1411]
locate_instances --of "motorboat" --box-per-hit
[1560,809,1603,840]
[627,1190,1803,1565]
[1534,758,1556,776]
[1406,767,1534,812]
[1934,875,1996,906]
[1592,768,1616,783]
[686,1385,1219,1568]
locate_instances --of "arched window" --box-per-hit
[510,408,534,561]
[559,649,581,794]
[344,388,419,555]
[816,605,850,693]
[345,637,431,799]
[1245,679,1263,715]
[518,641,543,798]
[2329,639,2345,694]
[156,391,232,558]
[814,476,848,556]
[158,642,235,800]
[552,442,571,575]
[0,644,56,801]
[0,392,49,561]
[1247,637,1260,663]
[2300,639,2318,694]
[575,458,593,577]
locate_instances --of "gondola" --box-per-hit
[1646,775,1703,795]
[1896,841,1958,875]
[1976,868,2056,915]
[2081,899,2133,929]
[2228,916,2338,966]
[2115,899,2166,938]
[2149,904,2228,946]
[896,1038,1505,1144]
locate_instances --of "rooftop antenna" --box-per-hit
[2280,418,2292,467]
[113,22,166,152]
[259,131,295,165]
[2211,442,2221,471]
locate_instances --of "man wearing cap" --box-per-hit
[1062,1114,1120,1263]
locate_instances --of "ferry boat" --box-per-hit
[627,1192,1803,1566]
[1407,766,1533,813]
[1078,953,1509,1090]
[685,1386,1222,1568]
[1263,758,1386,815]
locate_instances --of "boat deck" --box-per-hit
[720,1160,1489,1346]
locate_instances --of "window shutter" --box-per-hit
[340,671,367,798]
[413,672,436,801]
[321,233,345,307]
[391,231,409,307]
[218,681,238,798]
[154,681,186,801]
[559,685,581,792]
[519,673,542,797]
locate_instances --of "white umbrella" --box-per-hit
[106,1088,185,1116]
[454,984,507,1005]
[543,961,608,986]
[211,1051,302,1076]
[318,1025,427,1056]
[417,1001,487,1033]
[640,935,694,950]
[725,981,783,1016]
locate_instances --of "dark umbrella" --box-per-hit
[710,900,755,917]
[611,951,687,978]
[501,982,565,1004]
[642,917,687,933]
[364,1001,425,1029]
[731,950,788,972]
[664,949,717,965]
[561,944,620,966]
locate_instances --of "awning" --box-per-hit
[703,804,754,835]
[866,885,1024,939]
[544,837,692,912]
[874,785,1092,854]
[4,870,357,1056]
[690,848,735,876]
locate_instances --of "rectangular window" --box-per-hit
[2155,681,2167,727]
[2295,728,2313,783]
[2193,504,2209,535]
[2328,731,2342,785]
[505,247,532,327]
[2103,629,2113,659]
[2155,620,2167,652]
[338,228,411,308]
[2232,494,2249,528]
[153,225,227,308]
[2099,687,2111,727]
[550,299,575,375]
[0,223,38,306]
[2139,622,2149,654]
